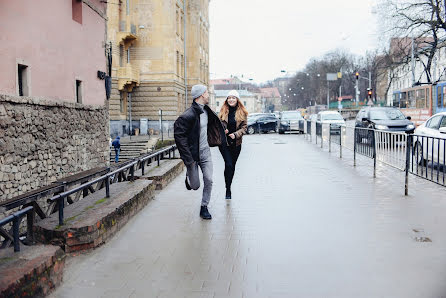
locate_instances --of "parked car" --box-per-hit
[413,112,446,166]
[316,111,345,134]
[355,107,415,132]
[279,111,304,134]
[247,114,278,134]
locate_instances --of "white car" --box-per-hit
[413,112,446,166]
[316,111,346,125]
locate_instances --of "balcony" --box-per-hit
[117,16,137,43]
[117,64,139,91]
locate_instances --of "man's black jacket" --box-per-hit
[174,101,226,166]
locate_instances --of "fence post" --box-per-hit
[315,124,317,145]
[353,127,357,167]
[340,127,343,159]
[321,124,323,149]
[258,123,261,135]
[130,162,135,180]
[157,153,160,166]
[141,160,145,176]
[372,130,376,178]
[58,182,67,226]
[405,134,412,196]
[105,168,111,198]
[26,208,35,245]
[13,215,20,252]
[58,195,64,226]
[329,125,332,153]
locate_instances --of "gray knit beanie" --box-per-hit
[191,84,207,100]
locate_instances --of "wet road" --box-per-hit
[50,134,446,298]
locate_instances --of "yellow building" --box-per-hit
[107,0,210,136]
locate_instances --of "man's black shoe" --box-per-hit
[200,206,212,220]
[185,177,192,190]
[225,189,231,200]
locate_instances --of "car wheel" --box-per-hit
[414,141,425,166]
[247,126,255,135]
[278,129,284,134]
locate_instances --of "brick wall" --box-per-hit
[0,94,109,202]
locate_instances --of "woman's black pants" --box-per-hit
[218,144,242,190]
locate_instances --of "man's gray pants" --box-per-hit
[186,148,213,206]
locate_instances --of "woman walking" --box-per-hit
[218,90,248,200]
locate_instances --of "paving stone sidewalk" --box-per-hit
[50,134,446,298]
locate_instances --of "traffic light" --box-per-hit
[367,88,373,98]
[355,72,359,80]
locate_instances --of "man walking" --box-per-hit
[174,84,226,219]
[112,136,121,163]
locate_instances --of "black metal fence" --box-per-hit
[49,145,177,226]
[0,206,34,252]
[0,144,177,252]
[299,120,304,133]
[408,134,446,187]
[305,121,446,194]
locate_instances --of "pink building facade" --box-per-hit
[0,1,110,202]
[0,0,107,105]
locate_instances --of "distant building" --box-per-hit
[259,87,282,112]
[107,0,210,137]
[214,90,260,115]
[0,0,109,201]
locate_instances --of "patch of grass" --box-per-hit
[154,139,175,150]
[94,198,107,205]
[55,214,79,229]
[84,205,94,211]
[0,257,13,264]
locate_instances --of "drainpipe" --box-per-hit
[183,0,188,109]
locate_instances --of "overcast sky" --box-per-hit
[209,0,379,84]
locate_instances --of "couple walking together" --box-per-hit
[174,84,248,220]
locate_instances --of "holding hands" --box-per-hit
[225,129,235,139]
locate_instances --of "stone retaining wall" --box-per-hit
[0,94,109,202]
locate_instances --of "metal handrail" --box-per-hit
[48,144,177,226]
[0,206,34,252]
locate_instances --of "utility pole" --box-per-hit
[411,37,416,86]
[183,0,188,109]
[355,72,359,107]
[326,81,329,108]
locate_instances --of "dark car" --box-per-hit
[279,111,304,134]
[247,114,278,134]
[354,107,415,146]
[355,107,415,132]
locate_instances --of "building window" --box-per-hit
[176,51,180,76]
[180,13,184,39]
[75,80,82,103]
[216,101,219,106]
[176,9,179,36]
[119,45,124,67]
[17,64,29,96]
[120,92,125,113]
[244,101,247,106]
[127,47,130,64]
[72,0,82,24]
[126,0,130,15]
[181,54,184,78]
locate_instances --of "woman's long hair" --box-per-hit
[219,98,249,122]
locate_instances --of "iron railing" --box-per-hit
[49,145,177,226]
[0,206,34,252]
[409,134,446,187]
[305,120,446,194]
[0,144,177,251]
